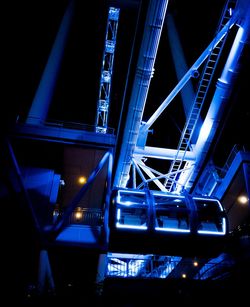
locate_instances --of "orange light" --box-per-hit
[75,211,83,220]
[78,176,87,184]
[74,207,83,221]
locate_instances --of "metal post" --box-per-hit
[37,249,55,295]
[26,1,74,125]
[189,1,250,190]
[114,0,169,188]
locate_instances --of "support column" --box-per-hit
[114,0,169,188]
[26,1,74,125]
[165,13,195,119]
[37,249,55,295]
[95,253,108,295]
[189,1,250,190]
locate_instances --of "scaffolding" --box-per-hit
[95,7,120,133]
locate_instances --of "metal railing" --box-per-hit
[53,207,103,227]
[106,254,235,280]
[106,255,181,279]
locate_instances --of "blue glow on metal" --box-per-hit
[116,206,148,230]
[116,223,148,230]
[96,7,120,133]
[106,253,183,279]
[117,208,121,220]
[197,119,213,144]
[152,191,185,199]
[220,26,244,82]
[197,218,226,235]
[155,227,190,233]
[117,189,145,204]
[108,7,120,20]
[113,0,169,188]
[107,257,144,277]
[112,189,227,236]
[118,201,138,206]
[143,17,234,132]
[193,197,224,211]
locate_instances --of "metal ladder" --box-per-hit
[164,0,237,192]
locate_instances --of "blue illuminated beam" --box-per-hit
[187,2,250,191]
[155,226,190,233]
[134,146,195,161]
[141,16,236,133]
[197,218,227,236]
[26,1,75,125]
[114,0,169,188]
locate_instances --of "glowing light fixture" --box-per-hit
[116,223,147,230]
[237,195,248,205]
[155,227,190,233]
[74,207,83,222]
[78,176,87,185]
[193,261,199,267]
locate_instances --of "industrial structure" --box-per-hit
[2,0,250,305]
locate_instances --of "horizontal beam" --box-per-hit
[13,123,116,148]
[134,146,195,161]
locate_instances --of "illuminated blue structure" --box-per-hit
[108,188,228,256]
[95,7,120,133]
[4,0,250,301]
[114,0,247,195]
[111,189,226,236]
[106,0,250,281]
